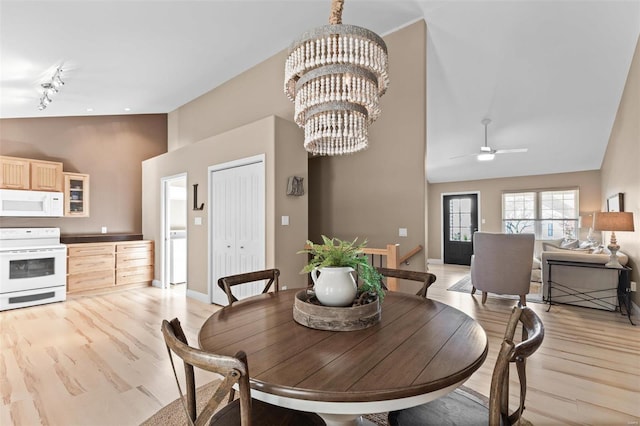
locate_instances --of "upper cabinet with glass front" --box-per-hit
[64,172,90,217]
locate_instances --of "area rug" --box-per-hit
[141,380,389,425]
[447,275,543,304]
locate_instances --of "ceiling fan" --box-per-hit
[452,118,528,161]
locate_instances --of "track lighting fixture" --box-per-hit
[37,67,64,111]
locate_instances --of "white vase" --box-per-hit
[311,266,357,307]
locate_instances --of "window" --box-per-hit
[502,189,579,239]
[449,197,473,242]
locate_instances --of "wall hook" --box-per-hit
[193,184,204,210]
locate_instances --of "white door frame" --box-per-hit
[439,191,481,265]
[160,172,187,289]
[208,154,266,304]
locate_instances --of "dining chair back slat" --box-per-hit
[217,269,280,305]
[376,267,436,298]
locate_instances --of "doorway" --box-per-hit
[443,193,479,266]
[208,155,265,306]
[161,174,187,291]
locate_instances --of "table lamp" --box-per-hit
[593,211,635,268]
[579,212,596,243]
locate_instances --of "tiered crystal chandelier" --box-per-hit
[284,0,389,155]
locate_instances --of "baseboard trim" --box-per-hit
[151,279,162,289]
[186,289,209,303]
[631,299,640,318]
[428,258,444,265]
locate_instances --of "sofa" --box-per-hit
[539,241,628,311]
[530,238,567,283]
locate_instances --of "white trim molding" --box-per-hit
[186,289,210,304]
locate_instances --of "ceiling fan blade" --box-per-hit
[494,148,528,154]
[449,152,478,160]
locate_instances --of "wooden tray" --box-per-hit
[292,290,381,331]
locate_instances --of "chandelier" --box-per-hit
[284,0,389,155]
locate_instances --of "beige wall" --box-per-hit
[308,21,428,270]
[274,119,310,282]
[0,115,167,234]
[167,51,292,151]
[427,170,602,260]
[601,36,640,306]
[142,116,307,296]
[168,20,429,271]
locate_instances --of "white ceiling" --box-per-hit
[1,1,639,183]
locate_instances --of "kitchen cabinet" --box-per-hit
[0,156,63,191]
[0,156,30,189]
[30,159,63,191]
[67,240,154,294]
[67,243,115,293]
[116,241,154,286]
[64,172,90,217]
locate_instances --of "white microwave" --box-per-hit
[0,189,64,217]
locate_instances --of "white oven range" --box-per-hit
[0,228,67,311]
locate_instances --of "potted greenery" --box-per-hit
[298,235,385,306]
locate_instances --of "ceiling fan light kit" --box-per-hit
[451,118,528,161]
[477,153,495,161]
[284,0,389,156]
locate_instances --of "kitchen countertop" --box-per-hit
[60,233,144,244]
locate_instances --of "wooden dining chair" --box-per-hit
[376,267,437,298]
[217,269,280,305]
[161,317,325,426]
[388,304,544,426]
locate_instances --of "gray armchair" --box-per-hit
[471,232,535,306]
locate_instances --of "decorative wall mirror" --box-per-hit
[606,193,624,212]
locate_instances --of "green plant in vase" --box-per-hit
[299,235,385,306]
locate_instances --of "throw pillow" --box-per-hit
[542,242,565,251]
[561,239,579,249]
[579,241,593,249]
[542,243,592,253]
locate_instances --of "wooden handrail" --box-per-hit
[363,244,400,289]
[303,242,422,291]
[398,245,423,265]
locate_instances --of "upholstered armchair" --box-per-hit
[471,232,535,306]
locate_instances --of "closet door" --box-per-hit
[210,160,265,305]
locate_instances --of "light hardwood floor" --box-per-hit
[1,264,638,425]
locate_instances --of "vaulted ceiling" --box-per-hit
[1,1,638,183]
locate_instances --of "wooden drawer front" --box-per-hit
[116,255,152,269]
[68,255,114,274]
[68,243,115,257]
[116,266,153,285]
[117,242,152,254]
[68,270,115,293]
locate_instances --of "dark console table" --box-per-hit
[545,259,634,325]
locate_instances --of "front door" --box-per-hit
[443,194,478,265]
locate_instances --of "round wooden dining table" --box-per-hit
[198,289,488,426]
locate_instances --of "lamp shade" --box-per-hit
[593,212,635,232]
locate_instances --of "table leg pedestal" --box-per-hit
[317,413,376,426]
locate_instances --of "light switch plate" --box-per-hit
[194,217,202,225]
[281,216,289,226]
[399,228,407,237]
[101,226,107,234]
